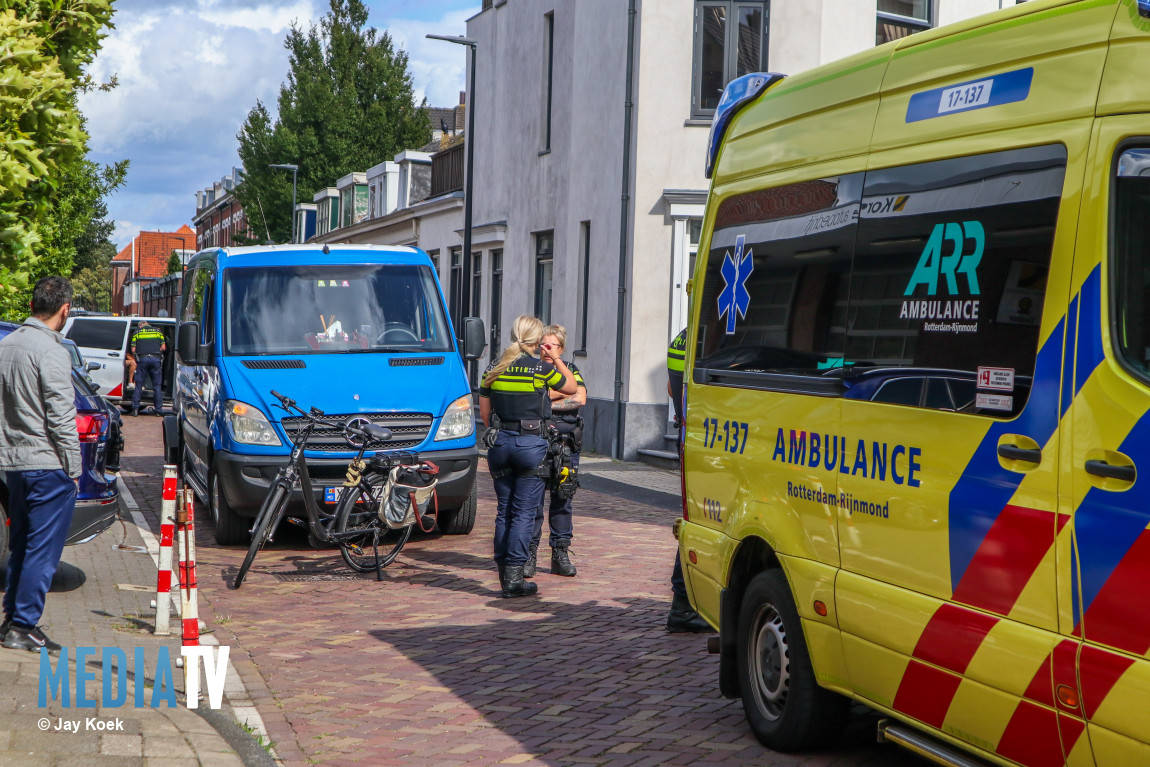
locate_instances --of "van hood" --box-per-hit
[220,353,468,422]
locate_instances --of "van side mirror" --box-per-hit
[87,361,101,372]
[462,317,486,361]
[177,321,210,366]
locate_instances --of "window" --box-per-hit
[847,145,1065,413]
[535,231,554,325]
[449,247,463,332]
[577,221,591,353]
[472,251,482,322]
[695,176,859,387]
[877,0,931,45]
[67,319,128,351]
[696,144,1066,418]
[692,1,769,118]
[1112,147,1150,381]
[223,265,452,355]
[543,12,555,152]
[427,249,440,275]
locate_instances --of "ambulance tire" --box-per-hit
[736,569,849,751]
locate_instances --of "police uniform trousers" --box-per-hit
[488,430,548,568]
[3,470,76,628]
[132,355,163,411]
[535,434,578,548]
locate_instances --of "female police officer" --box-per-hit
[479,315,577,597]
[524,324,585,578]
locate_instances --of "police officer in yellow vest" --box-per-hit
[129,321,166,416]
[666,328,713,632]
[479,315,577,598]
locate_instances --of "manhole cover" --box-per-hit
[270,570,367,582]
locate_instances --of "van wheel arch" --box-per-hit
[719,536,780,699]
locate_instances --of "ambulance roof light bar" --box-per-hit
[705,72,786,179]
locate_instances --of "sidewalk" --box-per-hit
[0,478,275,766]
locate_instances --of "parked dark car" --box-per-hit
[0,321,120,555]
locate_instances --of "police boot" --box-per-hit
[666,593,715,633]
[550,541,577,577]
[501,566,538,598]
[523,542,538,578]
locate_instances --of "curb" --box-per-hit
[118,476,279,766]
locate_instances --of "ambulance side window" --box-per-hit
[1112,147,1150,381]
[693,174,862,392]
[847,144,1067,417]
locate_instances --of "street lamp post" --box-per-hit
[173,235,188,267]
[427,34,477,336]
[269,163,299,243]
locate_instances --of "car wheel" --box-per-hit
[736,569,850,752]
[436,482,477,535]
[209,464,250,546]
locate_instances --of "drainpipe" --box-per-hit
[612,0,637,460]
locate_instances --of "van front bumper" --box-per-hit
[215,446,479,517]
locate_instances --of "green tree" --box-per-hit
[0,0,117,319]
[166,249,182,275]
[71,265,111,312]
[236,0,430,244]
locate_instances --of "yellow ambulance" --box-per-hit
[678,1,1150,765]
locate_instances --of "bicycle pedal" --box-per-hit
[285,517,306,527]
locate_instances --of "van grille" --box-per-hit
[279,412,433,452]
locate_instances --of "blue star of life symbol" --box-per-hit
[717,234,753,334]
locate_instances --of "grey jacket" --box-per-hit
[0,317,81,477]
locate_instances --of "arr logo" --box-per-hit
[904,221,984,297]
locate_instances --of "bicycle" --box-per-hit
[233,390,436,588]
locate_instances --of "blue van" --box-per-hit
[167,244,485,545]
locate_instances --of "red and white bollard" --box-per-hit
[153,466,179,635]
[177,488,199,647]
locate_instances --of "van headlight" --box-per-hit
[224,400,282,446]
[434,394,474,441]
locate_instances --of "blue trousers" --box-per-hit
[535,449,578,547]
[488,431,548,568]
[132,355,163,411]
[3,470,76,628]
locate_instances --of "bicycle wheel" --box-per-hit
[333,480,413,572]
[234,483,288,588]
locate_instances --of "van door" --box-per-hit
[1067,120,1150,765]
[835,143,1082,762]
[178,266,214,483]
[65,317,130,398]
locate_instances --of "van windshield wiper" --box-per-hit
[344,346,423,353]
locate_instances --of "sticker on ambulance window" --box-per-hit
[906,67,1034,123]
[976,392,1013,411]
[977,366,1014,392]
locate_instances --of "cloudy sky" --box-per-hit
[78,0,475,249]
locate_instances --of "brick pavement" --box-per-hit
[118,417,927,767]
[0,456,266,766]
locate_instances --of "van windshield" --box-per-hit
[223,264,453,355]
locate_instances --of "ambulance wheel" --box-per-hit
[436,483,476,535]
[736,569,849,751]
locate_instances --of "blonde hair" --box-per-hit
[483,315,544,386]
[542,324,567,349]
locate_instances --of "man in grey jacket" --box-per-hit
[0,276,80,654]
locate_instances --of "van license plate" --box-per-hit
[324,487,346,504]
